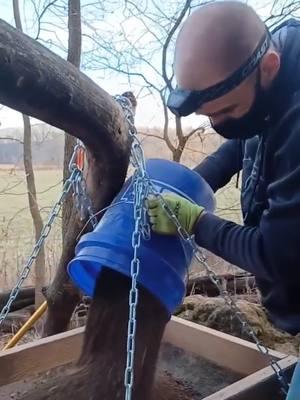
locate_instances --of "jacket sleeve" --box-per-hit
[194,106,300,281]
[193,139,243,192]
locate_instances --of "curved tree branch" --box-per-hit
[35,0,59,40]
[161,0,192,91]
[0,18,131,333]
[0,19,129,157]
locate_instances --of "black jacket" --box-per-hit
[194,19,300,334]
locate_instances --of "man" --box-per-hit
[147,1,300,335]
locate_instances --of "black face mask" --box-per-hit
[211,70,271,140]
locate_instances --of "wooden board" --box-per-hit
[0,317,287,388]
[165,317,285,375]
[204,355,297,400]
[0,327,84,386]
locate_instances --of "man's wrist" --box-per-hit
[190,206,206,234]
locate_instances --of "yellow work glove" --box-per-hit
[146,193,205,236]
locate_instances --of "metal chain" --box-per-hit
[73,173,98,229]
[115,94,289,396]
[114,95,151,241]
[115,95,151,394]
[114,94,151,399]
[124,171,148,399]
[0,167,80,325]
[0,141,97,325]
[150,189,289,394]
[69,142,98,229]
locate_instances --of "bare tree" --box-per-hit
[80,0,300,163]
[264,0,300,27]
[13,0,46,308]
[81,0,209,162]
[43,0,85,335]
[22,0,300,165]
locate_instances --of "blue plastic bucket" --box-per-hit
[286,361,300,400]
[68,158,215,315]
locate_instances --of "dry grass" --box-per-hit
[0,168,63,289]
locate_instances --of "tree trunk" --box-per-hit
[0,287,35,309]
[0,20,130,157]
[47,0,84,332]
[173,116,185,162]
[43,213,83,335]
[62,0,82,244]
[0,18,131,334]
[12,0,46,308]
[22,115,46,308]
[172,148,183,162]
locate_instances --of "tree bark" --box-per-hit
[0,18,131,334]
[47,0,84,332]
[0,287,35,308]
[12,0,46,308]
[0,19,130,159]
[62,0,82,244]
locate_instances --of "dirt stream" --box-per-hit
[1,270,242,400]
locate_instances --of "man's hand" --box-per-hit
[146,193,205,235]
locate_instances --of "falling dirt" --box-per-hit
[2,274,297,400]
[1,269,243,400]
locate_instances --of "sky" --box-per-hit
[0,0,293,131]
[0,0,199,130]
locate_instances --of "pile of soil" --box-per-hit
[3,271,297,399]
[1,343,241,400]
[175,295,300,356]
[1,367,198,400]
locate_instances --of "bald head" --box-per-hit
[175,1,267,90]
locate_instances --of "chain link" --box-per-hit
[0,140,97,325]
[115,94,289,397]
[124,172,148,398]
[0,168,80,325]
[73,172,98,229]
[114,95,151,399]
[70,142,98,229]
[149,190,289,393]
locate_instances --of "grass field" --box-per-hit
[0,168,63,289]
[0,165,242,290]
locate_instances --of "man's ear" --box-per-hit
[261,51,280,87]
